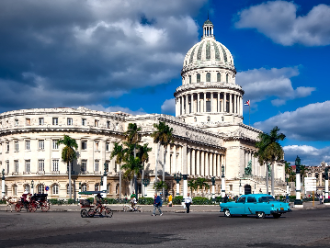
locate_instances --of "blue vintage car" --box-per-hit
[220,194,291,218]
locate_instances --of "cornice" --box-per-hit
[181,63,236,75]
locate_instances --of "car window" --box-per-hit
[259,196,275,202]
[237,197,246,203]
[247,197,256,203]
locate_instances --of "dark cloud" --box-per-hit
[284,145,330,166]
[0,0,206,112]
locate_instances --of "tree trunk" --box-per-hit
[68,161,72,200]
[155,143,160,192]
[271,161,275,196]
[141,169,144,197]
[265,163,269,195]
[134,144,138,200]
[119,170,122,199]
[162,146,167,201]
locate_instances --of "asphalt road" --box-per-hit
[1,208,330,248]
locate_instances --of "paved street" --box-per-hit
[1,208,330,248]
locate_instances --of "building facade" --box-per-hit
[0,20,286,200]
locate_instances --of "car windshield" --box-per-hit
[259,196,275,202]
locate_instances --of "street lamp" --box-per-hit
[221,165,225,197]
[211,176,216,201]
[324,166,329,204]
[174,173,182,196]
[294,156,303,207]
[100,176,103,191]
[1,169,5,198]
[142,178,150,196]
[31,180,34,195]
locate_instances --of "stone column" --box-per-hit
[204,92,207,113]
[223,93,227,112]
[229,93,232,113]
[209,153,213,176]
[233,94,236,114]
[182,144,187,175]
[213,153,217,177]
[187,148,191,175]
[197,93,200,112]
[210,92,214,112]
[201,151,205,176]
[181,96,184,115]
[173,145,177,173]
[217,155,221,177]
[205,152,209,176]
[192,149,196,176]
[217,92,220,112]
[196,150,200,176]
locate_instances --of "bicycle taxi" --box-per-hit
[78,190,113,218]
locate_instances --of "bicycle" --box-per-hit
[123,202,142,212]
[87,203,113,218]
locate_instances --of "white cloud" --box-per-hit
[284,145,330,166]
[161,98,175,114]
[235,1,330,46]
[254,101,330,141]
[236,67,315,106]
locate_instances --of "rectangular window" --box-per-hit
[81,160,87,172]
[15,119,19,126]
[226,102,229,113]
[52,159,59,171]
[106,142,110,151]
[14,160,19,173]
[38,140,44,150]
[25,140,30,150]
[14,141,19,152]
[94,160,99,172]
[94,120,99,127]
[95,141,99,151]
[38,160,44,171]
[52,117,58,125]
[67,118,73,125]
[82,118,86,126]
[6,161,9,174]
[107,121,110,128]
[6,142,9,152]
[26,118,31,125]
[39,118,44,125]
[25,160,30,173]
[206,101,211,112]
[82,141,87,150]
[52,140,58,150]
[189,103,191,113]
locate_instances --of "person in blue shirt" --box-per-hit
[151,193,163,216]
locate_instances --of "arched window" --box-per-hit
[107,183,110,193]
[217,73,221,82]
[226,74,229,83]
[66,184,73,195]
[81,183,87,192]
[38,184,44,194]
[197,74,201,83]
[52,184,59,195]
[206,73,211,82]
[12,185,17,196]
[95,183,99,191]
[24,184,30,193]
[189,75,191,84]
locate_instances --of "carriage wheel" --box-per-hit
[104,207,113,218]
[29,204,37,212]
[88,209,95,217]
[15,203,22,212]
[80,209,88,218]
[41,202,50,212]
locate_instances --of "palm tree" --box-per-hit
[137,143,152,196]
[300,165,310,190]
[258,126,286,196]
[124,123,141,198]
[57,135,78,200]
[195,178,210,197]
[153,180,168,192]
[110,142,126,198]
[188,179,197,197]
[255,133,271,194]
[151,121,174,198]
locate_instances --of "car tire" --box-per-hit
[272,213,281,219]
[224,209,231,217]
[256,212,265,219]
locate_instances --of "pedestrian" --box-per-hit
[259,188,262,193]
[320,194,323,204]
[168,194,173,207]
[185,193,192,213]
[224,194,228,203]
[151,193,163,216]
[286,194,289,203]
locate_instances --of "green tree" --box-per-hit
[57,135,78,199]
[257,126,286,196]
[255,133,271,194]
[153,180,168,192]
[137,143,152,196]
[195,178,210,197]
[110,142,126,198]
[151,121,174,199]
[188,179,198,196]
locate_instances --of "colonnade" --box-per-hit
[178,91,242,116]
[203,26,213,37]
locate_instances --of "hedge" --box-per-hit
[173,196,183,205]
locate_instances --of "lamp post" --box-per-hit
[221,165,226,198]
[142,178,150,197]
[1,169,5,198]
[294,156,303,207]
[324,166,329,204]
[31,180,34,195]
[102,163,108,198]
[239,179,242,196]
[174,173,182,196]
[286,178,290,196]
[211,176,216,201]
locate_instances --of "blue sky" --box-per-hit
[0,0,330,165]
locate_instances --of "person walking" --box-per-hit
[320,194,323,205]
[168,194,173,207]
[151,193,163,216]
[185,193,192,213]
[224,194,228,203]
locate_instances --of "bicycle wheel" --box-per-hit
[104,207,113,218]
[81,209,88,218]
[88,209,95,217]
[15,203,22,212]
[123,205,129,212]
[137,206,142,212]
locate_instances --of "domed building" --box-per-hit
[0,20,286,200]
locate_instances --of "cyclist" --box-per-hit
[130,195,137,211]
[94,193,103,214]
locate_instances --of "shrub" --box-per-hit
[67,198,75,204]
[48,199,58,205]
[138,197,154,205]
[192,197,212,205]
[173,196,183,205]
[57,199,66,205]
[104,198,117,204]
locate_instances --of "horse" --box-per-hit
[1,196,18,212]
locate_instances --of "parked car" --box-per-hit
[220,194,291,219]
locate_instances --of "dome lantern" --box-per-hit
[203,18,214,39]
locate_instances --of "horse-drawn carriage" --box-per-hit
[15,194,50,212]
[78,190,113,218]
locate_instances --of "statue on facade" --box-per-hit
[244,160,252,176]
[1,169,4,180]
